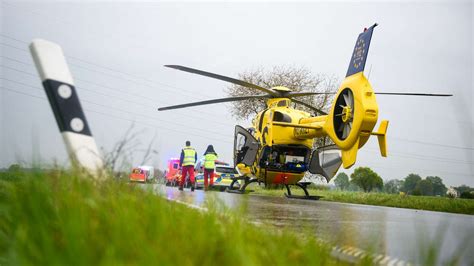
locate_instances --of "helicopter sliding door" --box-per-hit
[309,145,342,182]
[234,125,259,166]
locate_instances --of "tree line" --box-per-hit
[333,167,474,198]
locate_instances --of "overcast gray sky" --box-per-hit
[1,1,472,186]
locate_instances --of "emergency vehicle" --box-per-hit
[195,161,239,191]
[129,165,155,183]
[164,158,181,186]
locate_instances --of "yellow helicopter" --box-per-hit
[158,24,451,199]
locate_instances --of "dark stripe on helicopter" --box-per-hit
[262,126,268,145]
[346,23,378,77]
[258,109,269,133]
[42,79,92,135]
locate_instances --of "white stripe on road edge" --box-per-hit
[167,198,208,212]
[160,188,411,266]
[330,245,412,266]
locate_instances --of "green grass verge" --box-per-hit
[248,185,474,215]
[0,170,343,265]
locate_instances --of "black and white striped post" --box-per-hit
[29,39,103,175]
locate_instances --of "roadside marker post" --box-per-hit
[29,39,103,176]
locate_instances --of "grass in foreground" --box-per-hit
[249,185,474,215]
[0,169,341,265]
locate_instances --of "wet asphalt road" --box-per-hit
[151,184,474,265]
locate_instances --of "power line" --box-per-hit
[0,79,234,140]
[0,33,217,99]
[0,44,236,125]
[0,41,201,100]
[364,148,473,165]
[0,60,235,128]
[0,41,230,119]
[0,86,233,144]
[356,160,473,178]
[387,136,474,151]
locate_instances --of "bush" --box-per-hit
[460,191,474,199]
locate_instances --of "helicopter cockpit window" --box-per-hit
[273,111,292,123]
[277,100,289,107]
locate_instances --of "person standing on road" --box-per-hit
[179,140,197,191]
[203,145,218,190]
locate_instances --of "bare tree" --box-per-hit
[101,124,158,179]
[225,66,338,120]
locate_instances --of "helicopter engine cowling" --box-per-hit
[324,72,379,168]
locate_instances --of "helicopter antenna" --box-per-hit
[368,64,373,79]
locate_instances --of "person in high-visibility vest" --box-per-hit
[179,140,197,191]
[203,145,218,190]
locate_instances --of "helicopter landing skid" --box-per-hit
[226,177,258,194]
[284,183,321,200]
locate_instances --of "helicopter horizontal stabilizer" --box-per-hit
[346,23,377,77]
[370,120,389,157]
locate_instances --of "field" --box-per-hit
[248,185,474,215]
[0,169,341,265]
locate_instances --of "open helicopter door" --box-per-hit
[234,125,259,166]
[308,145,342,182]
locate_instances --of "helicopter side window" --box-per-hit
[236,134,246,151]
[235,133,250,164]
[259,146,271,167]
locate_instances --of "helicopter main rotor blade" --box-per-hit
[291,98,328,115]
[285,92,335,98]
[158,95,271,111]
[374,92,453,97]
[164,65,279,97]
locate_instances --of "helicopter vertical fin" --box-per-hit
[341,137,359,168]
[346,23,378,77]
[29,39,103,175]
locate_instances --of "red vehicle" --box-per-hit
[164,158,181,186]
[129,166,155,183]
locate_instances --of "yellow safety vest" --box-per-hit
[182,147,196,166]
[204,153,218,169]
